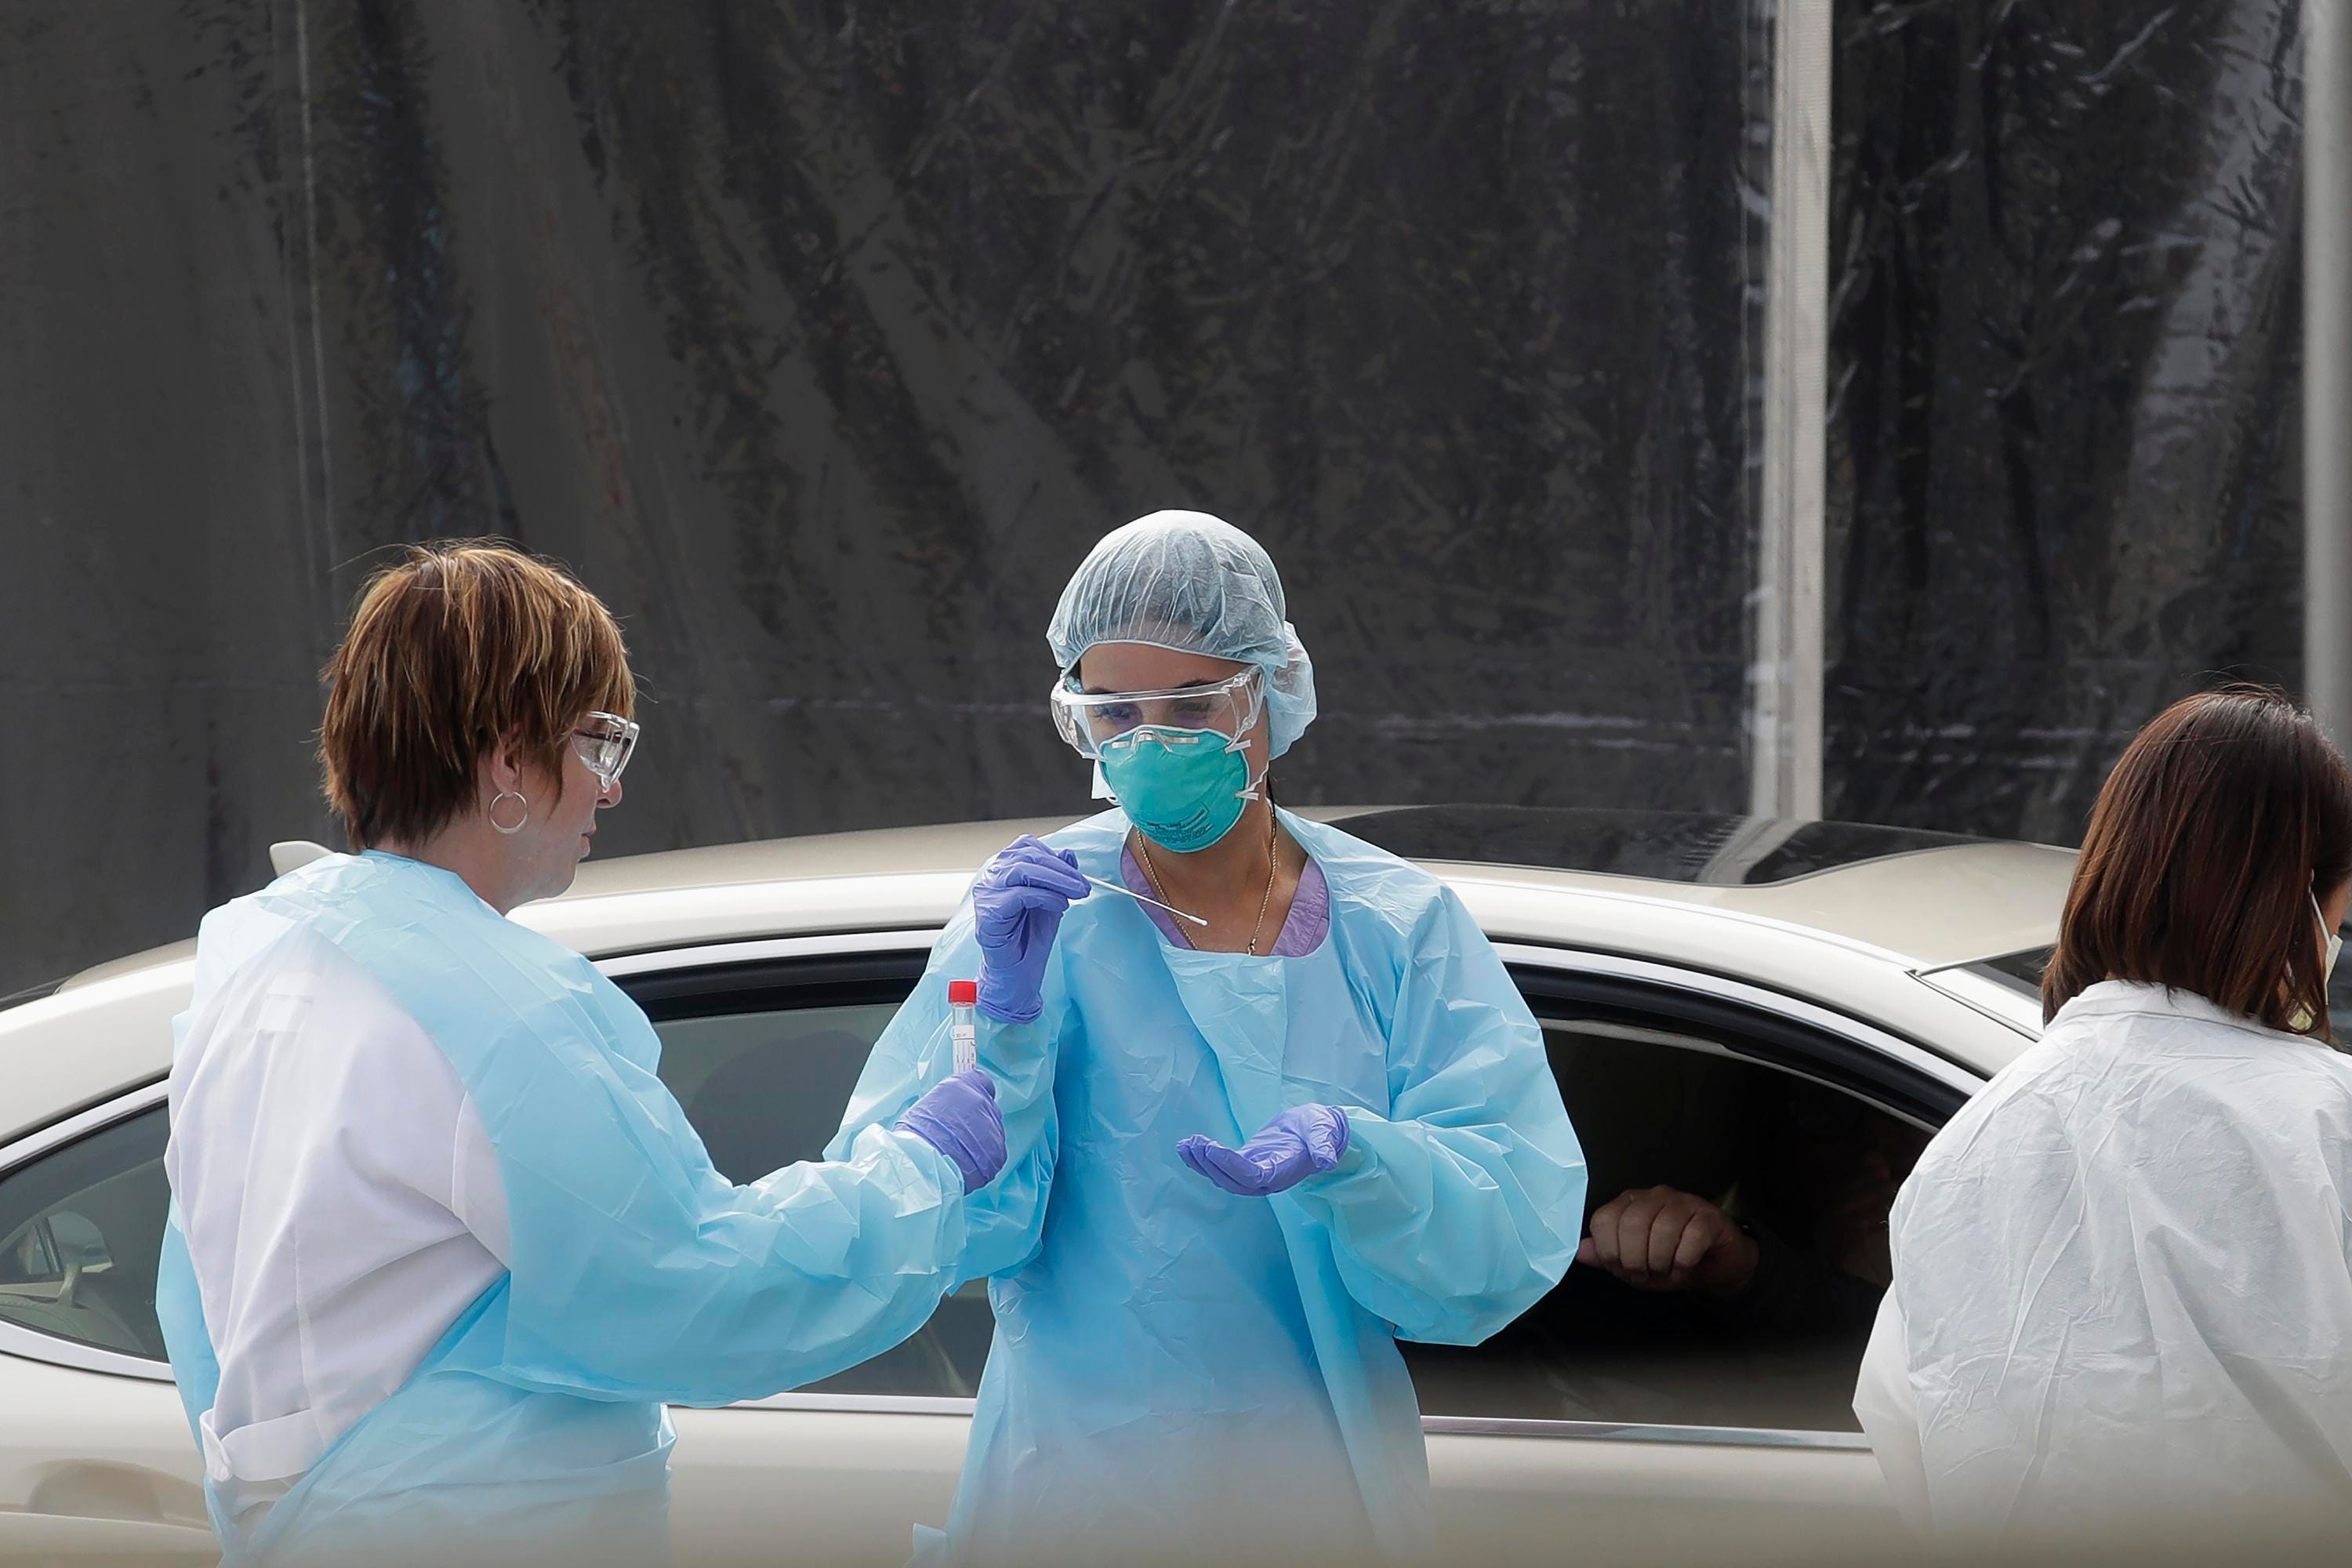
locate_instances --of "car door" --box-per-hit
[0,929,1962,1566]
[601,935,975,1568]
[0,1091,216,1566]
[0,933,967,1568]
[1411,944,1979,1562]
[615,934,1969,1563]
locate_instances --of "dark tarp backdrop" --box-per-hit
[0,0,2305,996]
[2,0,1770,993]
[1826,0,2304,842]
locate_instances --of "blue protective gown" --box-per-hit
[157,851,975,1567]
[828,810,1587,1563]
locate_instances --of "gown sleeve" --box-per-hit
[825,897,1066,1286]
[475,991,978,1407]
[155,1209,222,1449]
[1289,886,1587,1344]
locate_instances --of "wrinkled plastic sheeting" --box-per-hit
[1825,0,2304,845]
[0,1,1772,993]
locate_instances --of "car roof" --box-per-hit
[6,808,2063,1146]
[42,808,2064,993]
[550,805,2071,971]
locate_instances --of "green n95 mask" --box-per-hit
[1097,726,1261,853]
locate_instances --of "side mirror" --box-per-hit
[270,840,334,876]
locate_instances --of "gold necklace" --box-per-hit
[1133,805,1284,955]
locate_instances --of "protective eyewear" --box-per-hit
[1048,668,1263,760]
[572,711,640,789]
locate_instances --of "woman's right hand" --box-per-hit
[971,836,1089,1023]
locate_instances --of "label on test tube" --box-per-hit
[948,979,979,1074]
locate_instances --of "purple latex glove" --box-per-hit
[972,836,1090,1024]
[896,1069,1007,1193]
[1178,1104,1351,1197]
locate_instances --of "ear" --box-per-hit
[483,739,526,797]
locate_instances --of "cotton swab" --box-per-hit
[1083,873,1210,927]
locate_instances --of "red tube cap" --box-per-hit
[948,980,979,1005]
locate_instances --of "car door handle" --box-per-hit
[0,1510,217,1563]
[3,1459,216,1564]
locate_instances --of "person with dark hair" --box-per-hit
[1854,686,2352,1542]
[160,542,1004,1566]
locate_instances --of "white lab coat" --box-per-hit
[1855,979,2352,1538]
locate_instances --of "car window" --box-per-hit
[0,1106,172,1360]
[1402,1014,1927,1434]
[5,957,1931,1436]
[1977,941,2352,1038]
[0,978,957,1391]
[655,1002,903,1189]
[642,962,1936,1432]
[1962,945,2053,1000]
[637,977,992,1400]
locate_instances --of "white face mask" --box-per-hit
[2288,892,2345,1035]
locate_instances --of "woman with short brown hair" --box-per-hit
[160,541,1004,1566]
[317,538,641,908]
[1856,686,2352,1542]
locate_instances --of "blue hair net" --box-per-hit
[1045,510,1319,758]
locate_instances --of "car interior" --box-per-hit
[0,967,1930,1439]
[0,1109,171,1361]
[642,981,1928,1427]
[1402,1018,1925,1433]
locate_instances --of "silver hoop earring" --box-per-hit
[488,790,530,835]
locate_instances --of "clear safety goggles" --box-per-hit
[1048,667,1264,760]
[572,711,640,789]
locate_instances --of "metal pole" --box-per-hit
[1752,0,1831,819]
[2309,0,2352,746]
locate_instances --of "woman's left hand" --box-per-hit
[1178,1103,1350,1196]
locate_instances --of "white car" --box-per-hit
[0,807,2070,1566]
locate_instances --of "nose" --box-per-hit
[601,774,624,808]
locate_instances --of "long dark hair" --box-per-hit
[2043,687,2352,1038]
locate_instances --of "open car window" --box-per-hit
[1403,1010,1930,1435]
[637,951,1940,1432]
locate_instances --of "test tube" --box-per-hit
[949,978,978,1074]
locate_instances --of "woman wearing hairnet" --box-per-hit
[830,511,1585,1563]
[1854,687,2352,1544]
